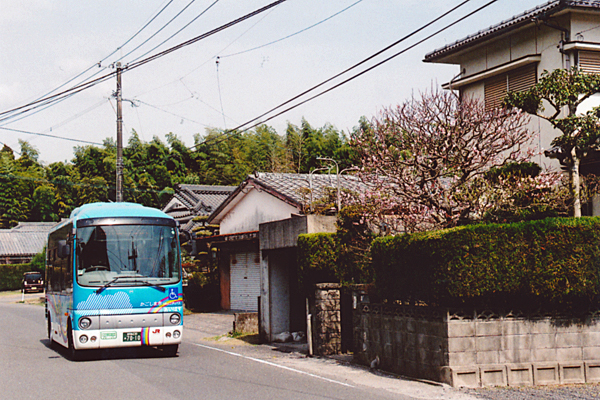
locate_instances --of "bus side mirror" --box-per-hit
[57,240,70,259]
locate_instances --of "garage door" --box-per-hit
[230,251,261,311]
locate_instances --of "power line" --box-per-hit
[220,0,365,59]
[0,127,104,146]
[43,99,109,134]
[0,0,287,126]
[126,0,288,71]
[135,99,209,127]
[189,0,478,150]
[126,0,221,65]
[215,57,227,129]
[0,0,176,126]
[232,0,477,133]
[0,71,115,123]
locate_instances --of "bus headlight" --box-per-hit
[173,330,181,339]
[79,335,88,344]
[79,317,92,330]
[169,313,181,325]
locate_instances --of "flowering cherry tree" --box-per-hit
[349,90,565,233]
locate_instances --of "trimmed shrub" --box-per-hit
[336,206,375,284]
[372,217,600,310]
[297,233,338,291]
[0,264,42,291]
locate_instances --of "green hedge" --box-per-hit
[372,217,600,310]
[0,264,43,291]
[297,233,338,291]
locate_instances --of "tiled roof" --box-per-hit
[424,0,600,62]
[209,172,366,223]
[0,222,54,257]
[251,172,364,206]
[162,184,235,238]
[163,184,235,218]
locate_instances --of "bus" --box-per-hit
[45,202,184,359]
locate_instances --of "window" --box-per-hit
[484,64,537,110]
[579,51,600,74]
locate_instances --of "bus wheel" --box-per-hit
[67,322,81,361]
[160,344,178,357]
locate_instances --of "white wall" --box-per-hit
[219,188,300,235]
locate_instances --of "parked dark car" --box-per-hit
[22,272,44,293]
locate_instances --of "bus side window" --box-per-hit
[65,239,73,290]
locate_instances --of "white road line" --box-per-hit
[192,342,355,388]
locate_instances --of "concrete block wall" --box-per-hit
[353,304,600,387]
[353,304,448,382]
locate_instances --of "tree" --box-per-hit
[350,90,562,233]
[503,67,600,217]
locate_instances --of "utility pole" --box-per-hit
[115,62,124,202]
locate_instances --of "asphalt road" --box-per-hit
[0,291,477,400]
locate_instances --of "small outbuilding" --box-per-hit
[0,222,55,264]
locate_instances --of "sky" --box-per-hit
[0,0,546,165]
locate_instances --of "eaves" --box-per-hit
[424,0,600,63]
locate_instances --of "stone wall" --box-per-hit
[313,283,342,355]
[233,312,258,334]
[353,304,600,387]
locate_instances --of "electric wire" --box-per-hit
[0,0,175,125]
[0,0,287,126]
[135,100,209,127]
[126,0,221,65]
[117,0,200,63]
[126,0,287,71]
[0,127,104,146]
[189,0,478,150]
[215,57,227,129]
[220,0,365,59]
[229,0,477,134]
[44,99,109,133]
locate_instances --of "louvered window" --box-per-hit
[484,75,507,110]
[484,64,537,110]
[579,51,600,74]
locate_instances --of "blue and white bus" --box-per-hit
[45,202,184,359]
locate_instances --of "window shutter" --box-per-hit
[484,74,507,110]
[484,63,537,110]
[579,51,600,74]
[508,64,537,92]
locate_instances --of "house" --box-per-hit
[205,172,364,341]
[0,222,55,264]
[162,184,235,235]
[424,0,600,178]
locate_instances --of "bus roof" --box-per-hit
[70,202,171,221]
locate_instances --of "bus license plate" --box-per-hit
[123,332,141,342]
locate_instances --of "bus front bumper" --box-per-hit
[73,326,182,349]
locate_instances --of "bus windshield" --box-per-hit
[76,224,180,287]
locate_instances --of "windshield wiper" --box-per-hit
[134,280,166,292]
[95,275,142,294]
[95,275,166,294]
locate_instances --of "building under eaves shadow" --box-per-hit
[204,172,364,343]
[162,184,236,237]
[424,0,600,216]
[0,222,55,264]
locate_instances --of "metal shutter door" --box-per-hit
[230,251,261,311]
[579,51,600,74]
